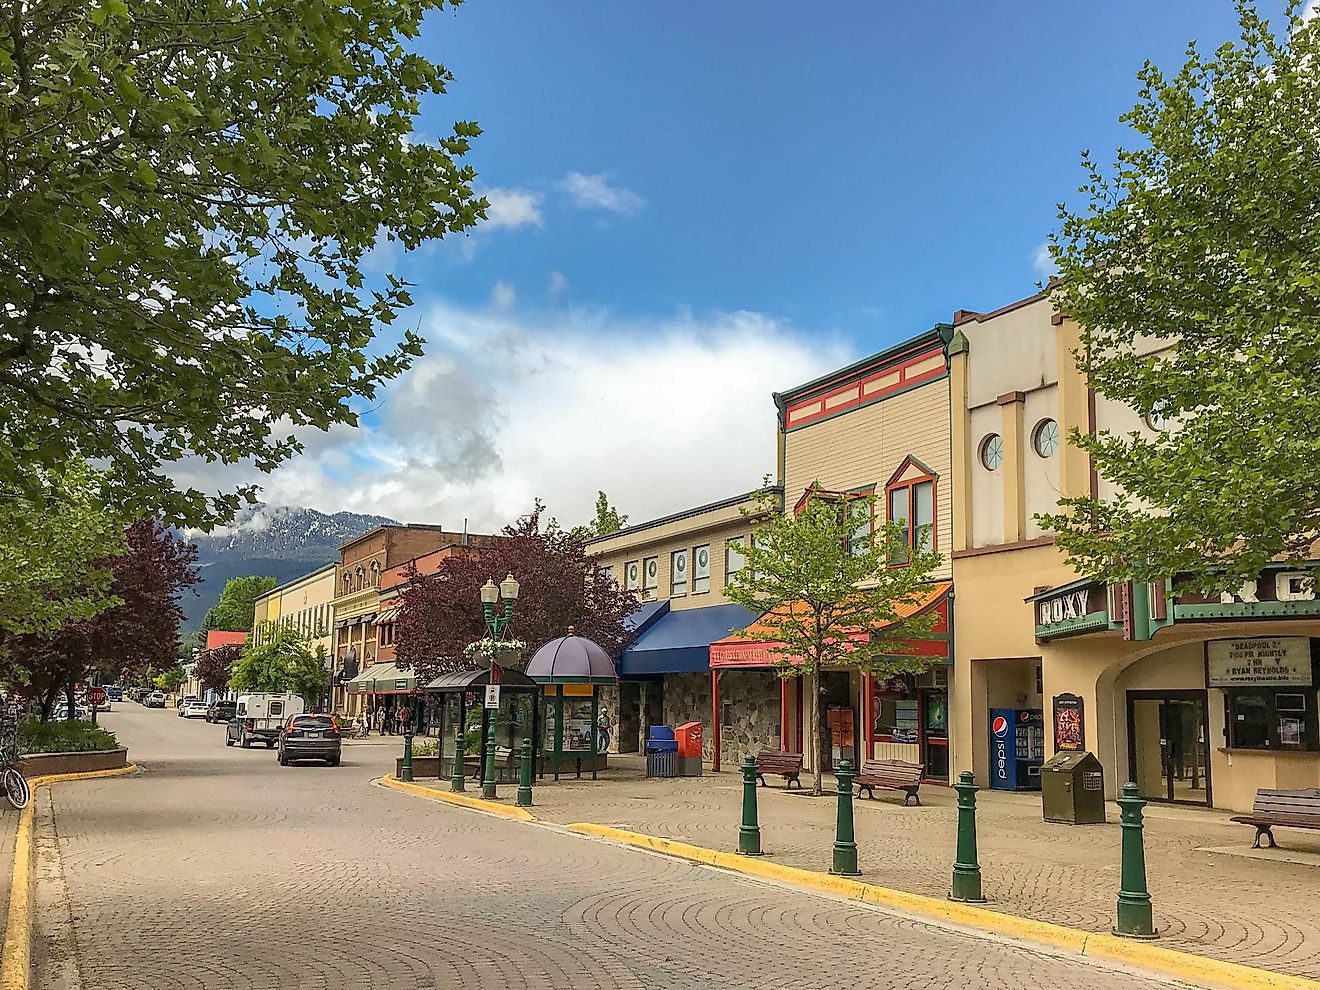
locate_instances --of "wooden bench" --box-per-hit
[854,759,924,806]
[755,750,804,789]
[1231,788,1320,848]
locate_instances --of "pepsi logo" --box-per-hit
[992,716,1009,737]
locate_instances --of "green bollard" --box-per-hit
[482,710,498,800]
[1113,781,1158,938]
[516,737,534,808]
[830,760,860,876]
[451,729,466,792]
[401,729,414,782]
[949,770,986,902]
[738,754,764,855]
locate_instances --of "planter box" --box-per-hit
[18,748,129,778]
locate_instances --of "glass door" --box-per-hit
[919,689,949,782]
[1128,692,1210,805]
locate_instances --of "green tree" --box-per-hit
[211,576,277,633]
[724,486,943,795]
[1042,2,1320,594]
[230,625,325,707]
[0,0,485,528]
[571,491,629,541]
[0,462,127,638]
[154,665,185,694]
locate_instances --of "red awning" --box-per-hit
[709,580,951,669]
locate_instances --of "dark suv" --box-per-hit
[277,714,342,767]
[206,699,237,724]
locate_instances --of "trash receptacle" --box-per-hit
[675,721,703,776]
[1041,751,1106,824]
[645,725,678,778]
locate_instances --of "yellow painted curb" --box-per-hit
[566,823,1320,990]
[1,763,139,990]
[381,775,536,822]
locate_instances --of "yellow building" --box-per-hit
[712,327,957,781]
[251,564,338,705]
[948,292,1320,811]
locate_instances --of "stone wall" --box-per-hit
[596,682,620,753]
[716,670,781,763]
[19,747,129,777]
[662,672,712,758]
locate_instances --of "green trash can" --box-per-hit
[1041,751,1106,824]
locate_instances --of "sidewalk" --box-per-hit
[402,755,1320,981]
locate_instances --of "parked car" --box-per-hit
[176,695,199,716]
[52,704,89,720]
[228,693,305,749]
[144,691,166,708]
[277,713,342,766]
[105,685,123,702]
[205,700,237,724]
[179,699,209,718]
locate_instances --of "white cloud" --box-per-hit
[1031,241,1056,278]
[491,280,516,309]
[548,270,568,296]
[559,172,646,214]
[483,187,544,229]
[211,302,851,533]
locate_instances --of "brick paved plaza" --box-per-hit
[25,707,1198,990]
[408,753,1320,982]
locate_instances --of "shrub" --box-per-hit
[19,717,120,755]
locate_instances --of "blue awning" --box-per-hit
[625,599,669,635]
[619,603,761,676]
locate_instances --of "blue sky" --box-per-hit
[215,2,1288,533]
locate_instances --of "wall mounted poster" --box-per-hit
[1053,693,1085,751]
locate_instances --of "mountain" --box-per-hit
[179,505,398,632]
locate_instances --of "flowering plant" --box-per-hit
[463,638,526,664]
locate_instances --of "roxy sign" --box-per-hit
[1036,589,1090,627]
[1207,637,1312,687]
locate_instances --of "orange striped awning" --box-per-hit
[709,580,951,669]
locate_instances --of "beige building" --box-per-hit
[710,327,957,781]
[949,291,1320,811]
[587,489,774,760]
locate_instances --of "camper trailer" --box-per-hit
[229,693,305,748]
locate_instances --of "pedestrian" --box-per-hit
[373,706,384,734]
[398,706,412,735]
[596,708,612,753]
[358,710,369,738]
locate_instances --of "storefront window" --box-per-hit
[871,678,919,744]
[1225,689,1317,750]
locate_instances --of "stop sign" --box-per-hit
[88,687,107,706]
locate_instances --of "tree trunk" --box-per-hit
[64,683,76,722]
[807,667,822,796]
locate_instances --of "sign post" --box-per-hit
[88,686,106,726]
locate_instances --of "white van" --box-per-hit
[232,693,305,748]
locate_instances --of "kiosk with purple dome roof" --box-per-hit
[525,627,618,780]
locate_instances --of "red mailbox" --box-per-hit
[675,721,703,759]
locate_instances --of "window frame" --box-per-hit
[670,549,688,597]
[692,544,711,594]
[884,457,938,567]
[1224,687,1319,751]
[724,538,746,588]
[642,556,659,600]
[623,560,641,594]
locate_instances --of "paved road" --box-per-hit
[36,705,1179,989]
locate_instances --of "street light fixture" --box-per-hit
[479,573,519,800]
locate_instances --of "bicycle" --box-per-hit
[0,716,30,811]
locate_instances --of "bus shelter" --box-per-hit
[426,667,540,785]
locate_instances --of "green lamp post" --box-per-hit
[479,573,519,800]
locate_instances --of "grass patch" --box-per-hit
[19,717,120,755]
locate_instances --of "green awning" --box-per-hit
[344,663,416,694]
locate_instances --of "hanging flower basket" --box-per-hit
[464,638,527,669]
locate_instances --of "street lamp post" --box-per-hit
[479,574,519,800]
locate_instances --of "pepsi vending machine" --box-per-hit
[989,708,1044,790]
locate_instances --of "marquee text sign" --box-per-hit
[1035,585,1106,628]
[1206,637,1312,687]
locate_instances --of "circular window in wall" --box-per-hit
[1033,419,1060,458]
[1145,402,1173,432]
[979,433,1004,471]
[696,547,709,570]
[646,559,658,579]
[675,552,686,573]
[627,562,639,584]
